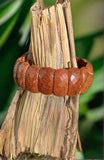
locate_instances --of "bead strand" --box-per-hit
[13,55,93,96]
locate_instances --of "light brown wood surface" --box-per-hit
[0,1,79,160]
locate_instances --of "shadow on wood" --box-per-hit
[0,1,79,160]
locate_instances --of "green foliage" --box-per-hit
[0,0,103,159]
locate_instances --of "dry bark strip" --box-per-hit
[0,0,79,160]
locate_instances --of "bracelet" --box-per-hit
[13,55,93,96]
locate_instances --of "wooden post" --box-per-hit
[0,1,79,160]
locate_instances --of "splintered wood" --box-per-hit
[0,1,79,160]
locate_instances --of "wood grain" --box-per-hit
[0,1,80,160]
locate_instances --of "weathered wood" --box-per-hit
[0,1,79,160]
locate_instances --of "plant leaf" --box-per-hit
[71,0,103,38]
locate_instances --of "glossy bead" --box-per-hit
[54,69,68,96]
[16,55,27,63]
[13,55,27,85]
[68,68,82,96]
[38,67,55,95]
[80,67,88,94]
[25,65,40,93]
[17,62,30,89]
[14,55,94,96]
[13,62,21,85]
[80,64,93,94]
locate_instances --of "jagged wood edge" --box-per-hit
[0,1,79,160]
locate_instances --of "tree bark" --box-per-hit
[0,1,79,160]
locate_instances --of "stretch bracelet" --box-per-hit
[13,55,93,96]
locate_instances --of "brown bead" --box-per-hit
[14,55,94,96]
[38,67,55,95]
[25,65,40,93]
[86,62,93,74]
[13,55,28,85]
[80,64,93,94]
[68,68,82,96]
[80,67,88,94]
[17,62,30,89]
[77,57,93,74]
[77,57,93,94]
[13,62,21,85]
[16,55,27,63]
[76,57,87,69]
[54,69,68,96]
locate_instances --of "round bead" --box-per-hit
[54,69,68,96]
[38,67,55,95]
[25,65,40,93]
[17,62,30,89]
[68,68,82,96]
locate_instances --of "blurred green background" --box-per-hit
[0,0,103,159]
